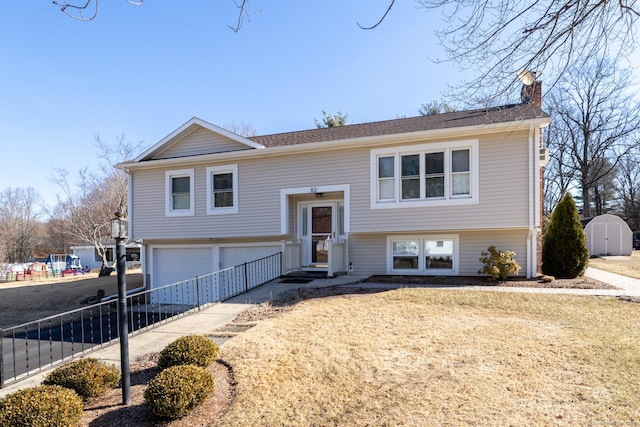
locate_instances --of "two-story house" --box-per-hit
[117,97,550,290]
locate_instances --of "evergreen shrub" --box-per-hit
[43,357,120,400]
[0,385,83,427]
[542,193,589,278]
[144,364,215,419]
[158,335,219,370]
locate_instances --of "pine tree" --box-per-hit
[542,193,590,278]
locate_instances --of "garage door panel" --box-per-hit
[153,247,214,288]
[152,247,215,306]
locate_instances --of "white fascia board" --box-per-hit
[132,117,264,162]
[120,117,551,171]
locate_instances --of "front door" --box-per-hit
[300,203,337,268]
[310,205,333,266]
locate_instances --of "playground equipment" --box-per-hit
[46,254,85,275]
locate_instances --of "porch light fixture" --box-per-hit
[110,211,128,239]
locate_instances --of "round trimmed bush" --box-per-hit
[0,385,83,427]
[158,335,219,370]
[42,357,120,400]
[144,364,215,419]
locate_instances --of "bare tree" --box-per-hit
[51,134,144,275]
[420,0,638,103]
[222,119,257,137]
[0,187,42,263]
[44,209,75,254]
[544,57,640,218]
[543,111,575,214]
[418,100,457,116]
[616,153,640,231]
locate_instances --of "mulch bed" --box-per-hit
[364,274,619,289]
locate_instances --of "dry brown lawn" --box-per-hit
[589,251,640,279]
[213,289,640,426]
[0,271,143,328]
[5,273,639,425]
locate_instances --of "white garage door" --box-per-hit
[152,247,214,289]
[220,246,280,270]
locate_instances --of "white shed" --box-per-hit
[584,214,633,256]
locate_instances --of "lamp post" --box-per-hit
[110,211,130,405]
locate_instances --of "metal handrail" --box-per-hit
[0,252,281,388]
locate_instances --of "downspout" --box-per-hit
[534,125,542,276]
[527,124,535,278]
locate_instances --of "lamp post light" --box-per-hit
[110,211,130,405]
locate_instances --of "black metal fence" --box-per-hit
[0,253,281,388]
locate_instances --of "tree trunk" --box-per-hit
[99,264,114,277]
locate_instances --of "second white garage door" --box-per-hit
[152,247,214,289]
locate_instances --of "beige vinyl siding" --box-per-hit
[130,146,363,240]
[348,234,387,275]
[355,130,531,232]
[457,229,528,276]
[349,229,528,276]
[130,129,533,242]
[154,127,254,160]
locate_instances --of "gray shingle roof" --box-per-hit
[249,104,549,148]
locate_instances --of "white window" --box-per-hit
[165,169,194,216]
[95,248,114,262]
[371,140,478,209]
[206,164,238,215]
[387,235,459,275]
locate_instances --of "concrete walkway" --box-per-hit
[2,267,638,397]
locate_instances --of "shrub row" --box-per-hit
[0,335,220,425]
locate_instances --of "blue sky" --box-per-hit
[0,1,466,209]
[2,2,637,211]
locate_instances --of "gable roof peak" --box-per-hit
[134,116,264,162]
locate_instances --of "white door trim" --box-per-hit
[280,184,350,235]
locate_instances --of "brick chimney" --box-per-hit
[521,80,542,107]
[531,80,542,108]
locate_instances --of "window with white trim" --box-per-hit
[206,164,238,215]
[95,248,114,263]
[165,169,194,216]
[371,140,478,209]
[387,235,459,275]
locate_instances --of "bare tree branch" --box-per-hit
[417,0,640,105]
[228,0,260,32]
[544,57,640,217]
[53,0,143,21]
[358,0,396,29]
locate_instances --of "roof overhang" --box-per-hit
[117,116,551,172]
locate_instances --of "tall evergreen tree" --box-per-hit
[542,193,589,278]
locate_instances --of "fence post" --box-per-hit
[243,262,248,292]
[196,276,201,311]
[280,240,286,276]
